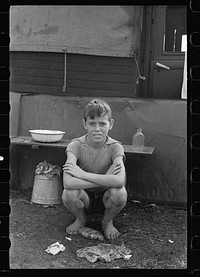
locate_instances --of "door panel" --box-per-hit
[150,6,187,99]
[153,59,184,99]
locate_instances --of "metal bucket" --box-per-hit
[31,175,63,204]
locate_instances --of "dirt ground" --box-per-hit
[9,188,187,270]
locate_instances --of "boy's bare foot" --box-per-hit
[66,218,86,235]
[102,220,120,240]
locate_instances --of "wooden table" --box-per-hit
[11,136,154,154]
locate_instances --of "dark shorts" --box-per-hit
[84,189,106,215]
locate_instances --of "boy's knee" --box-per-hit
[108,187,127,206]
[62,189,80,203]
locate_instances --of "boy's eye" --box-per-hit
[88,121,107,127]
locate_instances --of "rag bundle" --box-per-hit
[76,242,132,263]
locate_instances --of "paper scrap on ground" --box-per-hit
[76,242,132,263]
[45,242,65,255]
[168,239,174,243]
[147,204,156,207]
[132,200,141,204]
[65,236,72,241]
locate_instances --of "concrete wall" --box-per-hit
[10,93,187,206]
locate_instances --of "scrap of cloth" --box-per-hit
[76,242,132,263]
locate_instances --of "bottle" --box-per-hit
[132,127,145,150]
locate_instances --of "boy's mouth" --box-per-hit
[93,134,102,137]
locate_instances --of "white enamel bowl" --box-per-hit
[29,130,65,142]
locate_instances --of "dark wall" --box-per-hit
[10,94,187,206]
[10,52,138,98]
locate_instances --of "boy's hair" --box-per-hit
[84,99,112,121]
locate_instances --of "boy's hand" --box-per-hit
[106,163,122,175]
[63,163,85,179]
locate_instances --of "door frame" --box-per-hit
[139,5,154,98]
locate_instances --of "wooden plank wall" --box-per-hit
[10,52,137,97]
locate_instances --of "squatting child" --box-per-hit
[62,99,127,240]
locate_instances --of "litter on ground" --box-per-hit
[10,189,187,269]
[146,204,157,207]
[168,239,174,243]
[77,227,104,241]
[131,200,141,204]
[45,242,65,255]
[76,242,132,263]
[65,236,72,241]
[43,205,56,208]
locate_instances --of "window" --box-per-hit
[164,6,187,53]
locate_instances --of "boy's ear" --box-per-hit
[109,119,114,130]
[82,119,87,130]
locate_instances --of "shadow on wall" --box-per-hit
[10,92,21,137]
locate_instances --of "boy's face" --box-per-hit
[83,115,114,145]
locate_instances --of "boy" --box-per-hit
[62,99,127,240]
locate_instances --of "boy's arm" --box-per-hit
[63,151,99,190]
[63,172,100,190]
[64,156,126,188]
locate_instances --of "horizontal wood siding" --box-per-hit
[10,52,137,97]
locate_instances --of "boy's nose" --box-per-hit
[94,124,100,131]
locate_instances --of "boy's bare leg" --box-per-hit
[62,189,89,234]
[102,187,127,239]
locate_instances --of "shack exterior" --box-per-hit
[10,5,187,206]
